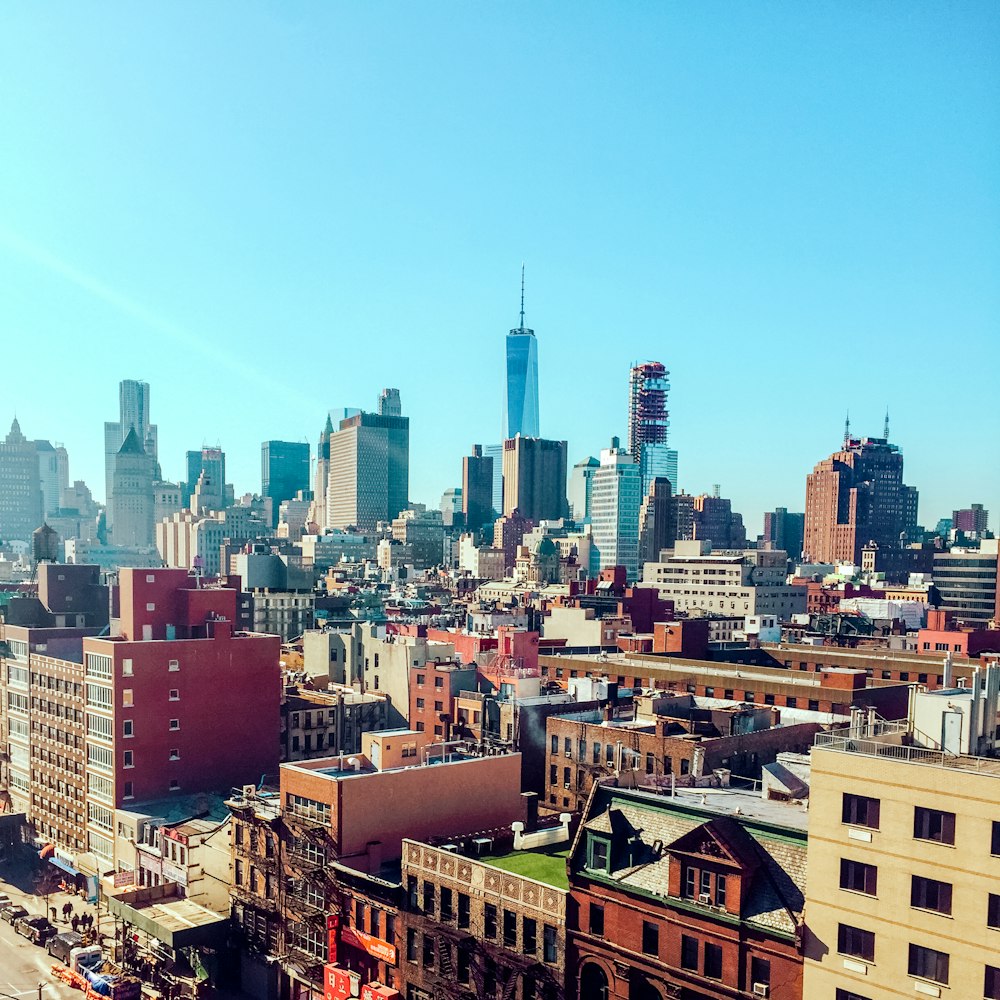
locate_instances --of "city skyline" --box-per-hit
[0,4,996,533]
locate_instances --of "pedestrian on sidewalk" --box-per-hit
[62,901,73,921]
[71,913,79,932]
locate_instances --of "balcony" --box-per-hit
[231,882,279,914]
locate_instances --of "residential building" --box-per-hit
[628,361,678,494]
[391,509,445,569]
[262,440,310,528]
[931,539,1000,625]
[590,439,643,581]
[953,503,989,536]
[0,418,43,544]
[282,684,391,761]
[327,403,409,531]
[804,433,918,564]
[462,445,495,533]
[408,660,477,739]
[804,683,1000,1000]
[569,783,806,1000]
[109,428,156,548]
[502,436,568,523]
[232,549,314,640]
[104,380,158,527]
[504,273,540,440]
[761,507,805,561]
[642,540,805,619]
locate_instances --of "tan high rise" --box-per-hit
[501,435,567,523]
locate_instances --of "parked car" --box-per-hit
[46,930,83,964]
[0,903,27,924]
[14,915,57,944]
[0,893,11,908]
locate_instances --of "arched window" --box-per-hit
[629,980,663,1000]
[580,962,610,1000]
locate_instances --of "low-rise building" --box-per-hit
[282,683,391,761]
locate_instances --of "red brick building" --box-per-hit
[568,784,806,999]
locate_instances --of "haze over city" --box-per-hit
[1,3,998,532]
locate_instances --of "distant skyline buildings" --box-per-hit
[103,379,158,511]
[261,440,310,527]
[0,418,43,544]
[503,268,540,441]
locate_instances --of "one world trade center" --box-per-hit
[503,266,540,439]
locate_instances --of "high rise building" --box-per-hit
[439,487,463,529]
[35,440,69,517]
[590,438,643,580]
[502,435,567,523]
[804,430,918,564]
[104,380,158,517]
[568,456,599,523]
[484,443,504,517]
[503,268,540,439]
[461,445,494,533]
[110,428,155,547]
[0,418,43,543]
[183,447,231,512]
[953,503,989,536]
[313,415,334,528]
[639,475,674,565]
[377,387,402,417]
[762,507,805,560]
[261,440,310,527]
[931,539,1000,626]
[628,361,678,493]
[691,491,747,549]
[327,396,409,531]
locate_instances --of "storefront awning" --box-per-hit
[49,855,81,878]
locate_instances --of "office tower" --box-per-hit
[931,539,1000,625]
[109,428,155,547]
[804,428,917,564]
[184,447,230,512]
[762,507,805,560]
[378,387,402,417]
[35,440,69,517]
[503,268,540,439]
[953,504,990,536]
[628,361,678,493]
[261,440,310,527]
[327,399,409,531]
[104,379,158,516]
[493,509,534,572]
[439,487,463,529]
[568,456,599,522]
[0,418,43,542]
[313,415,334,528]
[484,443,504,517]
[462,445,494,533]
[502,435,568,523]
[691,492,747,549]
[590,438,643,580]
[639,476,674,564]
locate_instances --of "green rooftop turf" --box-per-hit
[482,847,570,890]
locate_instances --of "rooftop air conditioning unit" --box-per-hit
[242,785,256,799]
[698,892,712,904]
[753,985,769,998]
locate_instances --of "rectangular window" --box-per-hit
[457,946,470,984]
[503,909,517,947]
[589,837,609,871]
[908,943,949,985]
[842,793,880,829]
[484,903,497,939]
[422,933,434,969]
[122,658,133,676]
[989,893,1000,930]
[641,920,658,956]
[422,882,434,916]
[838,923,875,962]
[840,858,878,896]
[993,821,1000,856]
[440,887,453,922]
[123,720,134,738]
[910,875,952,915]
[543,924,556,963]
[169,719,180,731]
[457,892,470,929]
[913,807,955,845]
[750,957,770,987]
[168,659,179,671]
[986,966,1000,1000]
[169,689,180,701]
[704,942,723,979]
[406,928,417,962]
[588,903,604,936]
[407,875,418,910]
[123,750,134,768]
[523,917,537,955]
[680,935,698,970]
[550,735,558,754]
[683,865,696,898]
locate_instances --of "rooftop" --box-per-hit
[481,846,570,891]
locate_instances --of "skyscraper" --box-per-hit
[762,507,805,560]
[568,456,599,523]
[503,268,540,439]
[104,380,158,513]
[462,445,494,533]
[639,476,674,565]
[261,441,310,527]
[327,394,409,531]
[184,448,229,512]
[803,429,918,564]
[502,435,567,523]
[0,418,43,543]
[35,440,69,517]
[110,428,155,547]
[590,438,643,580]
[628,362,678,493]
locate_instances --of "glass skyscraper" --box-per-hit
[504,272,540,439]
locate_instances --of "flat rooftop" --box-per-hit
[482,846,570,891]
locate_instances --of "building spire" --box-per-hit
[843,410,850,447]
[519,263,525,329]
[883,407,890,440]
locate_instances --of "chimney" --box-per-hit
[521,792,539,832]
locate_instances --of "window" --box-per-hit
[422,933,434,969]
[422,882,435,916]
[990,893,1000,930]
[993,821,1000,856]
[169,779,180,790]
[908,943,949,984]
[457,945,470,984]
[913,807,955,845]
[123,781,133,799]
[543,924,556,963]
[440,887,453,921]
[680,935,698,970]
[168,659,179,672]
[503,908,517,946]
[910,875,952,915]
[406,928,417,962]
[840,858,878,896]
[842,793,880,829]
[123,720,134,738]
[835,992,872,1000]
[523,917,537,955]
[123,750,134,768]
[122,659,133,677]
[407,876,418,909]
[588,836,609,872]
[704,942,722,979]
[750,957,770,987]
[484,904,497,939]
[416,698,425,709]
[838,923,875,962]
[169,748,180,761]
[434,677,443,688]
[550,735,558,754]
[986,966,1000,1000]
[683,865,696,898]
[588,903,604,936]
[169,689,179,702]
[641,920,658,956]
[458,892,470,929]
[169,719,179,731]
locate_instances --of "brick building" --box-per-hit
[568,784,806,1000]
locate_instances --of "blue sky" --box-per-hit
[1,3,997,533]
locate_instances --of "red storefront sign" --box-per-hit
[360,986,400,1000]
[326,913,339,965]
[323,965,358,1000]
[340,924,397,965]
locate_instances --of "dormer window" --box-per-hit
[588,835,610,873]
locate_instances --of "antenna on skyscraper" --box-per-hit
[843,411,851,447]
[519,263,525,329]
[883,407,890,440]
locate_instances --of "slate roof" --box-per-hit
[577,791,806,938]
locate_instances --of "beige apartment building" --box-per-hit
[805,704,1000,1000]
